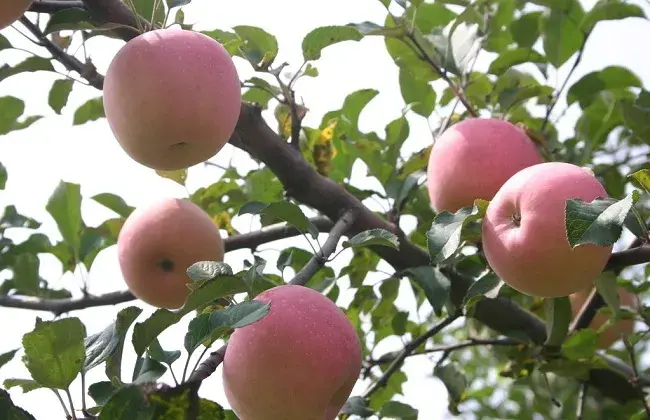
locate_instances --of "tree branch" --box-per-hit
[363,312,461,398]
[290,210,356,286]
[18,16,104,90]
[29,0,85,14]
[367,338,519,366]
[0,217,333,315]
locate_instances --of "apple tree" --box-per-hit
[1,0,650,419]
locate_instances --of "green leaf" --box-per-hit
[595,271,622,318]
[73,97,105,125]
[511,12,543,48]
[186,261,234,282]
[412,2,456,33]
[0,349,18,371]
[242,256,278,297]
[0,161,6,190]
[166,0,191,8]
[88,381,118,406]
[544,296,572,347]
[629,169,650,194]
[302,26,364,61]
[98,385,154,420]
[22,317,86,389]
[3,379,43,394]
[46,181,83,258]
[48,79,74,114]
[567,66,642,108]
[239,201,319,238]
[91,193,134,218]
[342,229,399,250]
[565,193,639,248]
[398,66,436,117]
[380,401,418,419]
[0,96,41,136]
[434,362,467,415]
[0,389,36,420]
[13,253,40,295]
[132,357,166,384]
[581,0,646,33]
[43,8,97,34]
[426,202,486,264]
[542,1,585,67]
[341,396,374,417]
[131,0,165,28]
[403,266,451,317]
[84,306,142,381]
[233,25,279,68]
[131,275,247,356]
[488,49,547,75]
[463,272,503,306]
[0,57,54,84]
[147,338,181,366]
[562,329,598,360]
[184,301,270,353]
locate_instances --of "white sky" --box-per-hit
[0,0,649,419]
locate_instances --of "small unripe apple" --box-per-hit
[117,198,224,309]
[482,162,613,298]
[103,28,241,171]
[223,285,362,420]
[0,0,32,30]
[427,118,542,212]
[570,287,638,348]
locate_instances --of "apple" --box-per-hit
[427,118,542,213]
[482,162,613,298]
[117,198,224,309]
[570,287,638,348]
[222,285,362,420]
[0,0,33,30]
[103,27,241,171]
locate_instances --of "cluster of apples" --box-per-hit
[427,118,637,348]
[101,28,362,419]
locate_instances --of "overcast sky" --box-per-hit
[1,1,649,419]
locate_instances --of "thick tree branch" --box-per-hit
[290,210,356,286]
[29,0,84,14]
[18,16,104,89]
[364,312,461,398]
[0,217,333,315]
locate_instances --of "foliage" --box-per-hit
[1,0,650,419]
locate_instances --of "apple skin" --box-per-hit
[427,118,542,213]
[103,27,241,171]
[117,198,224,309]
[0,0,33,30]
[570,287,638,348]
[481,162,613,298]
[222,285,362,420]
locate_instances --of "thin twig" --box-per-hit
[363,311,461,398]
[623,337,650,417]
[541,31,590,132]
[290,210,356,286]
[0,217,333,314]
[367,338,518,366]
[577,383,588,420]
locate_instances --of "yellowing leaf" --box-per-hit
[155,169,187,186]
[213,211,238,236]
[312,119,338,176]
[274,103,309,140]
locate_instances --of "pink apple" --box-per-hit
[222,285,362,420]
[427,118,542,212]
[482,162,613,298]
